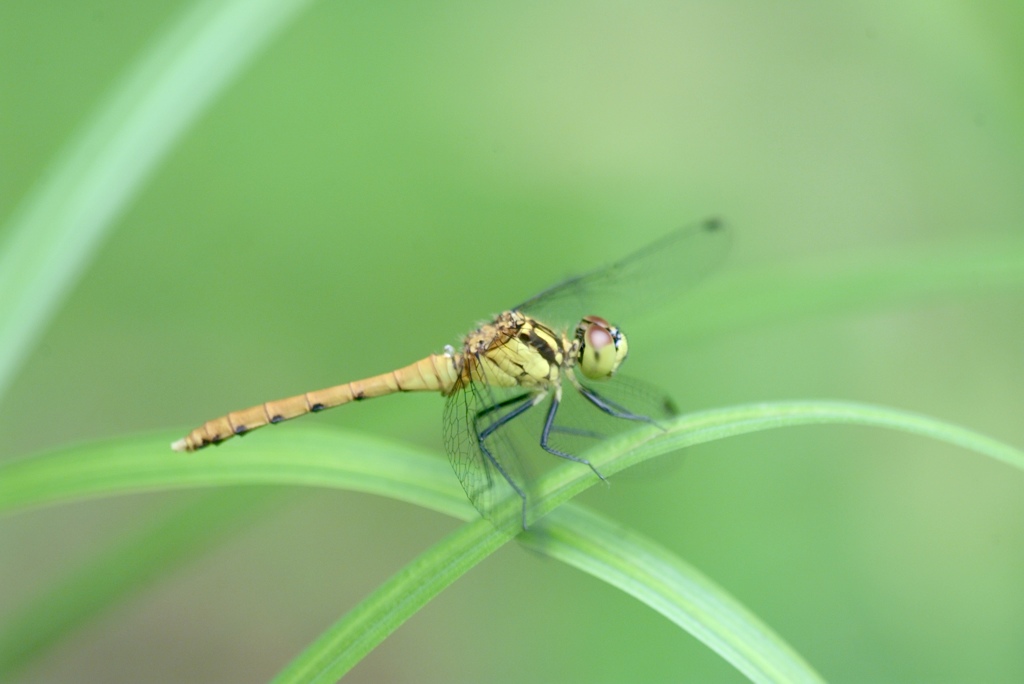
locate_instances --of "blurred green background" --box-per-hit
[2,1,1023,681]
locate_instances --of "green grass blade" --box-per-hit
[6,401,1017,518]
[0,488,284,680]
[8,401,1016,520]
[3,400,1019,682]
[271,517,516,684]
[273,502,825,684]
[0,429,469,519]
[528,401,1024,515]
[526,506,825,684]
[0,0,314,399]
[270,400,1020,683]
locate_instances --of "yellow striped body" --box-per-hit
[172,311,571,452]
[464,310,566,389]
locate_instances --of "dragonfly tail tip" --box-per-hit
[170,438,188,452]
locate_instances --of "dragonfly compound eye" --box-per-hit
[576,315,629,380]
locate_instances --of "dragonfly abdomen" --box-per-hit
[172,353,460,452]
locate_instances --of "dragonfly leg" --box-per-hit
[475,393,539,529]
[473,392,532,422]
[540,394,606,482]
[575,384,657,425]
[470,393,531,489]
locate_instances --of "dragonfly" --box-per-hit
[173,218,728,529]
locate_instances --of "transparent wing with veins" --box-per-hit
[444,366,680,526]
[443,364,541,528]
[513,218,729,329]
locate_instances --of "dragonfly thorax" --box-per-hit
[575,315,628,380]
[459,311,567,391]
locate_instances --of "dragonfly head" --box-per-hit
[575,315,629,380]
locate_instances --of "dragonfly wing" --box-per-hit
[579,373,680,421]
[513,218,729,329]
[442,370,538,526]
[544,374,678,456]
[535,373,693,484]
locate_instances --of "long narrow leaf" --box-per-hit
[528,505,824,684]
[269,400,1023,682]
[273,503,825,684]
[0,0,314,400]
[271,517,516,684]
[529,401,1024,515]
[5,402,1018,518]
[2,401,1020,682]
